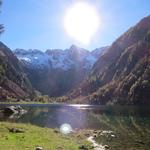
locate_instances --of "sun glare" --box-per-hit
[64,2,100,45]
[60,123,73,134]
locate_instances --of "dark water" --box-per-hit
[0,104,150,130]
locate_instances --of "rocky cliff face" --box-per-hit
[71,15,150,105]
[0,42,33,101]
[14,45,108,96]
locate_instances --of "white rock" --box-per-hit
[35,147,43,150]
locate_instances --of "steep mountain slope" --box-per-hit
[0,42,33,101]
[14,45,108,96]
[71,15,150,105]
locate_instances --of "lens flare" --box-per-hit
[60,123,73,134]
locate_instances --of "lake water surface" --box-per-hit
[1,104,150,149]
[0,104,150,130]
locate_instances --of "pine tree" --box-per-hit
[0,0,4,34]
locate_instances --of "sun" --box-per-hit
[64,2,100,45]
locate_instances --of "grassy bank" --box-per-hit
[0,122,90,150]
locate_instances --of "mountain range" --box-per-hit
[0,42,33,101]
[14,45,108,97]
[0,15,150,104]
[70,15,150,105]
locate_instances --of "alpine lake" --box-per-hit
[0,104,150,150]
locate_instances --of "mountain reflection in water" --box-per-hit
[0,104,150,130]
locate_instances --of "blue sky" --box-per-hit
[0,0,150,51]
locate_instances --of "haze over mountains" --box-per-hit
[14,45,107,71]
[0,15,150,104]
[14,45,108,96]
[71,15,150,105]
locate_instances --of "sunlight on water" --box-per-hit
[70,104,91,109]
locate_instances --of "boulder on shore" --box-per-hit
[1,105,27,115]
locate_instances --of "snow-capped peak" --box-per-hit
[14,49,51,69]
[14,46,108,71]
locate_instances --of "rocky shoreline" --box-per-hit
[0,105,27,119]
[87,136,105,150]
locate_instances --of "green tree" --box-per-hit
[0,0,4,34]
